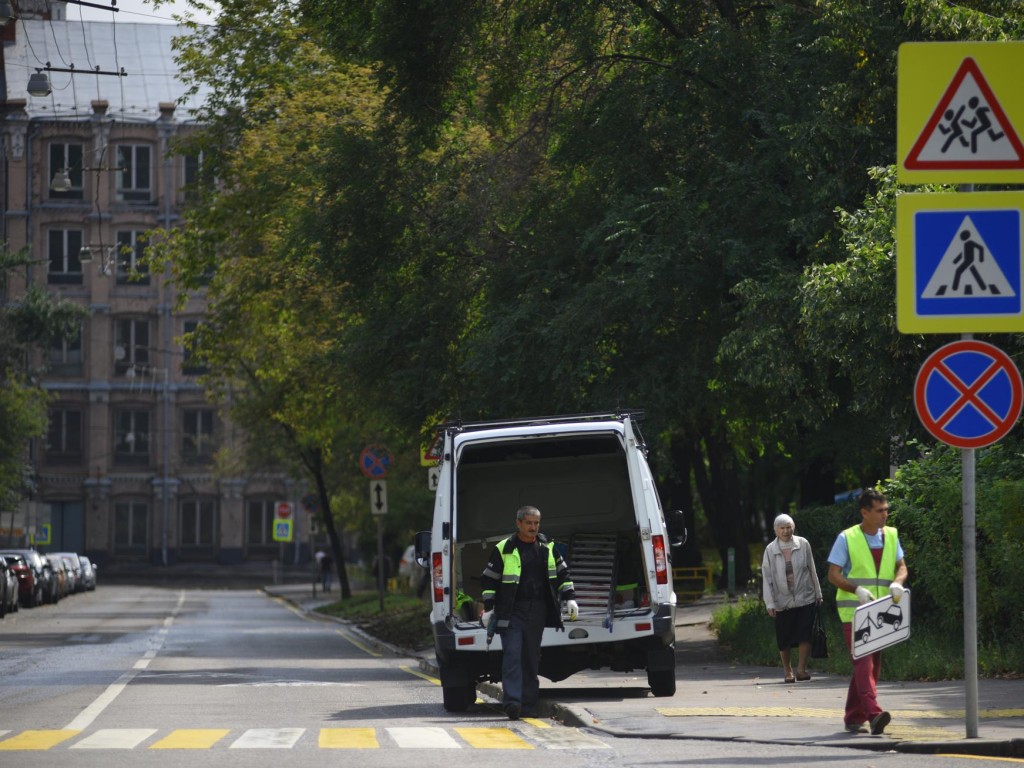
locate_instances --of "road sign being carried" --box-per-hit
[896,191,1024,333]
[851,591,911,660]
[898,42,1024,183]
[914,340,1023,449]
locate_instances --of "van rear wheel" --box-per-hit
[442,682,477,712]
[647,668,676,697]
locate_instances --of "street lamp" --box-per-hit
[27,71,51,97]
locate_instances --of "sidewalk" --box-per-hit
[265,585,1024,758]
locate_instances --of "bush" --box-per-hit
[316,591,434,650]
[720,436,1024,679]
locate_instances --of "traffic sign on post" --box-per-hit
[359,445,393,479]
[898,42,1024,183]
[896,191,1024,333]
[370,480,388,516]
[272,519,294,542]
[275,501,293,519]
[914,340,1023,449]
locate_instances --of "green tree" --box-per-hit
[0,249,86,510]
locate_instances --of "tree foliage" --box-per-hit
[1,249,87,508]
[161,0,1024,596]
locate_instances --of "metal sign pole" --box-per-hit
[962,444,979,738]
[376,517,385,613]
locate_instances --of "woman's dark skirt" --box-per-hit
[774,602,816,650]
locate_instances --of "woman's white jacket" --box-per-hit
[761,536,823,612]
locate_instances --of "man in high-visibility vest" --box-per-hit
[480,506,577,720]
[827,489,908,736]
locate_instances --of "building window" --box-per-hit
[183,150,206,204]
[114,501,148,551]
[48,229,84,285]
[49,142,84,200]
[181,320,207,375]
[246,499,276,547]
[116,144,152,202]
[182,408,216,465]
[181,499,217,547]
[115,230,150,285]
[114,318,150,376]
[114,408,150,466]
[48,322,83,376]
[46,408,82,464]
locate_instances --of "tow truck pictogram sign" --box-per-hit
[897,191,1024,333]
[898,42,1024,183]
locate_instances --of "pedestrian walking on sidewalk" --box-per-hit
[762,513,822,683]
[827,489,908,735]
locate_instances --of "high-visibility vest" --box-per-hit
[836,524,898,622]
[480,536,574,606]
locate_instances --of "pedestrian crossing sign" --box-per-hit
[898,42,1024,183]
[897,192,1024,333]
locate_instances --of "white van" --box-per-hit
[415,411,687,711]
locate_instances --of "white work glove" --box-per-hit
[565,600,579,621]
[855,586,873,605]
[889,582,906,604]
[480,609,494,628]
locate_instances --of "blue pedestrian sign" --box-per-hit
[897,191,1024,333]
[914,340,1023,449]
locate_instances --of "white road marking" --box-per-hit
[230,728,306,749]
[386,726,462,748]
[70,728,158,749]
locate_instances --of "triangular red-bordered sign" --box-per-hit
[905,57,1024,171]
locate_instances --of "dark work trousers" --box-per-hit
[501,599,547,709]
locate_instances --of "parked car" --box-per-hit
[79,556,97,591]
[51,552,83,594]
[0,548,49,606]
[0,555,19,617]
[45,554,69,600]
[1,553,37,609]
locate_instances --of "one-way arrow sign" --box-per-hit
[370,480,388,516]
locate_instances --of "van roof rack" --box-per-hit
[438,409,645,434]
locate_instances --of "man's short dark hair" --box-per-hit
[859,488,886,510]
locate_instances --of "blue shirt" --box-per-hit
[827,528,904,577]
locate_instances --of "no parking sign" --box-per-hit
[914,339,1023,448]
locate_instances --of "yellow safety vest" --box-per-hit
[836,524,898,622]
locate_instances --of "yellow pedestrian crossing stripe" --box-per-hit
[0,726,608,751]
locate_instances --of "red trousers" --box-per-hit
[841,622,883,726]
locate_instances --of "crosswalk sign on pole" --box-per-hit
[898,42,1024,183]
[897,191,1024,333]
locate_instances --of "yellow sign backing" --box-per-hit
[898,42,1024,183]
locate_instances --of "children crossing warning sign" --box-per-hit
[898,42,1024,183]
[897,191,1024,334]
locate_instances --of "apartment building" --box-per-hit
[1,10,308,566]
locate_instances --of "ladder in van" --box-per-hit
[569,533,618,631]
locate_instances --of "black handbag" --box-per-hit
[811,607,829,659]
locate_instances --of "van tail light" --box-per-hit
[431,552,444,603]
[653,535,668,585]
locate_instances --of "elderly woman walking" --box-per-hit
[762,514,823,682]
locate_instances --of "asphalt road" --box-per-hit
[0,585,1019,768]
